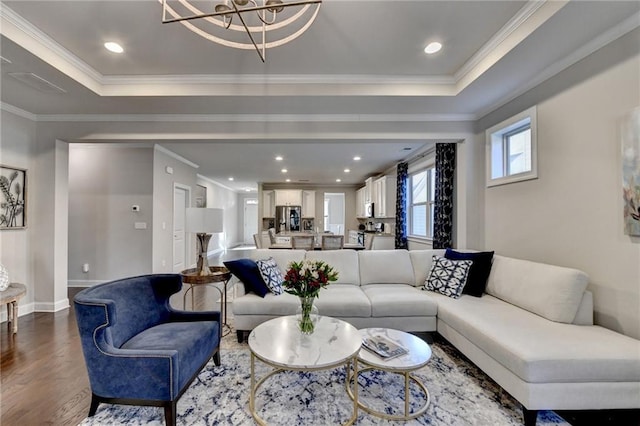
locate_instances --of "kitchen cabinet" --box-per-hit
[356,187,366,218]
[302,190,315,217]
[262,190,275,217]
[363,177,374,204]
[275,189,302,206]
[374,175,397,218]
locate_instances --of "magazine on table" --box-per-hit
[362,335,408,360]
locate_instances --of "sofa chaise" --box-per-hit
[230,249,640,425]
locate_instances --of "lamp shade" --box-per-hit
[186,208,224,233]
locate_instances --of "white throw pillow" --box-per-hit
[256,257,284,295]
[423,255,472,299]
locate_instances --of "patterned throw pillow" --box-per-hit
[256,257,284,295]
[423,255,473,299]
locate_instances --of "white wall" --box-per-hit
[197,175,240,250]
[68,145,154,284]
[479,32,640,338]
[0,110,36,319]
[152,146,199,273]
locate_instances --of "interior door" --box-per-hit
[173,185,189,272]
[244,198,258,244]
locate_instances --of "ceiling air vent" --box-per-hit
[8,72,66,94]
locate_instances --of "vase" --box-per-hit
[0,263,9,291]
[296,296,319,334]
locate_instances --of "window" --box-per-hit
[486,106,537,187]
[407,167,435,239]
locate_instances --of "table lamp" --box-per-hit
[186,207,224,276]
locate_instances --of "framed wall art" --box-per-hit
[1,165,27,230]
[622,107,640,236]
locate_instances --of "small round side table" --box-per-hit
[1,283,27,334]
[181,266,233,336]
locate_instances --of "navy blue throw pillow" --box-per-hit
[223,258,269,298]
[444,249,495,297]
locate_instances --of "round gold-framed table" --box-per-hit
[347,327,432,421]
[180,266,233,336]
[248,315,362,426]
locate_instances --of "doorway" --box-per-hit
[173,184,191,272]
[244,198,259,244]
[323,193,345,235]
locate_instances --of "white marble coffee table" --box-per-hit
[347,327,432,421]
[248,315,362,426]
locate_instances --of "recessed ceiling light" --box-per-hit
[275,155,283,161]
[344,168,351,173]
[285,178,291,182]
[424,42,442,55]
[281,168,288,173]
[353,156,361,161]
[245,188,251,192]
[336,178,342,183]
[104,42,124,54]
[228,177,234,181]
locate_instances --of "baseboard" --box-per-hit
[0,301,35,322]
[34,298,70,312]
[68,279,106,288]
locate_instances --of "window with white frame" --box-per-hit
[407,167,435,239]
[486,105,537,187]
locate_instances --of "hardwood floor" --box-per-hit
[1,288,89,426]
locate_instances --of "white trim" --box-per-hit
[197,174,238,193]
[34,299,70,312]
[155,145,199,169]
[67,279,107,288]
[476,10,640,119]
[0,102,37,121]
[485,105,538,187]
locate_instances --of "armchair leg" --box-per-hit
[236,330,244,343]
[213,350,221,366]
[164,401,177,426]
[523,408,538,426]
[88,393,100,417]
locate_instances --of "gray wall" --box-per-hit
[477,31,640,338]
[68,145,154,284]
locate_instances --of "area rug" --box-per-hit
[79,342,569,425]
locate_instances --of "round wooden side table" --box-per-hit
[181,266,233,336]
[1,283,27,334]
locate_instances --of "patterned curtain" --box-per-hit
[433,143,456,249]
[395,162,408,249]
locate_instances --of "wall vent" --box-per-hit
[8,72,66,94]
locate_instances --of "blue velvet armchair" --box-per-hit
[74,274,221,426]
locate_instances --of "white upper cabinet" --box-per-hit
[262,190,275,217]
[363,177,374,204]
[275,189,303,206]
[302,190,315,217]
[356,187,366,218]
[374,175,397,218]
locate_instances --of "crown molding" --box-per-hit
[154,144,199,169]
[196,173,238,193]
[475,10,640,120]
[0,102,37,121]
[34,112,476,123]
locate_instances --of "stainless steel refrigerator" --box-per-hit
[275,205,301,233]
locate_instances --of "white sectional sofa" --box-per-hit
[230,249,640,425]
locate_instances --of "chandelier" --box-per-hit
[161,0,322,62]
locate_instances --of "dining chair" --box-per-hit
[292,235,315,250]
[253,233,263,249]
[321,235,344,250]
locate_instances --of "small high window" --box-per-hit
[486,106,537,187]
